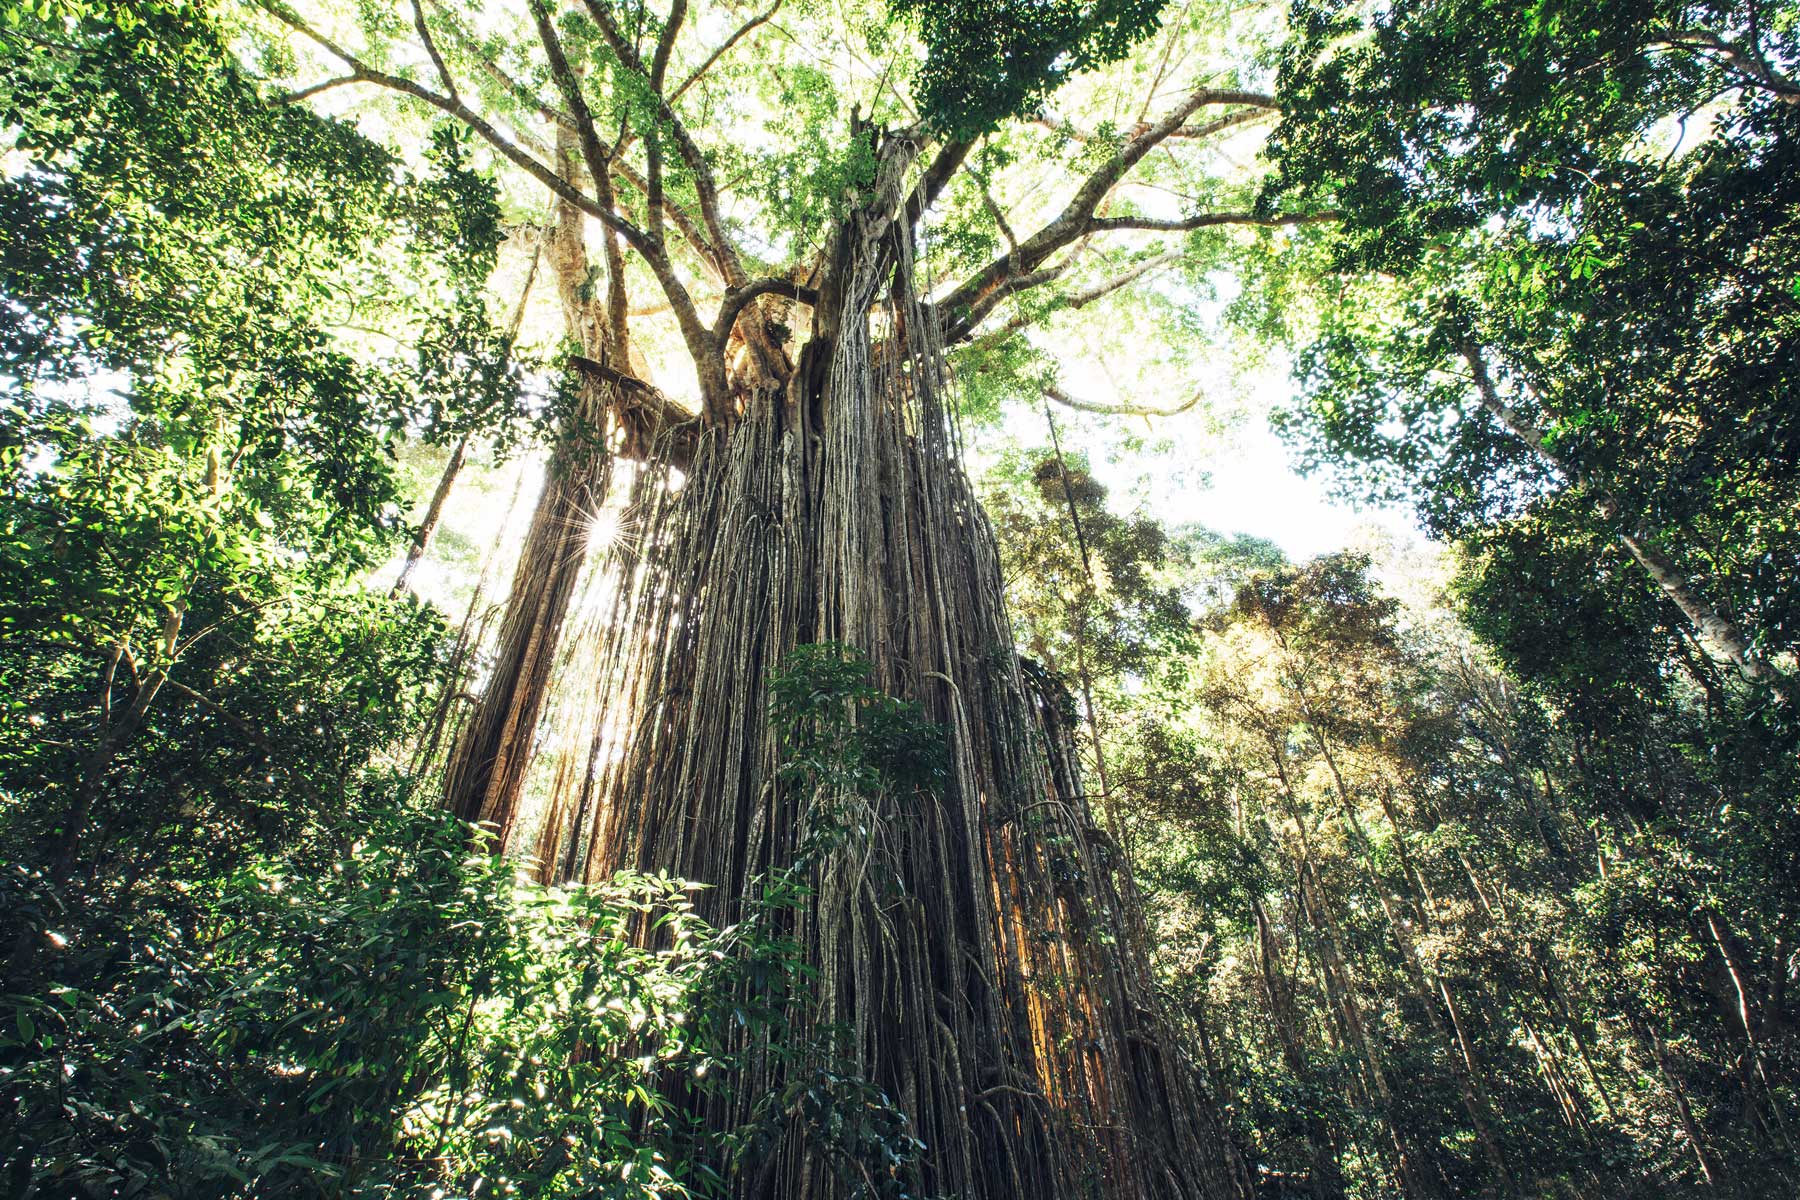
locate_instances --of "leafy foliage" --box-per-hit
[983,437,1800,1196]
[2,794,805,1197]
[892,0,1173,134]
[1264,0,1800,698]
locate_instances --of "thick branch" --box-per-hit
[643,0,687,245]
[713,277,820,341]
[425,0,573,125]
[435,17,724,274]
[569,356,700,469]
[1658,26,1800,102]
[903,138,973,226]
[265,0,729,413]
[938,85,1284,322]
[941,256,1081,345]
[260,3,618,237]
[583,0,746,287]
[524,0,725,410]
[1037,95,1279,143]
[524,0,629,231]
[278,73,359,103]
[649,0,685,88]
[1171,107,1279,142]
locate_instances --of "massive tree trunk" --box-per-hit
[509,140,1243,1199]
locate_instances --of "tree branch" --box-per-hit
[1657,26,1800,102]
[967,250,1181,345]
[937,84,1275,324]
[524,0,726,410]
[568,356,701,469]
[902,138,973,227]
[1170,107,1278,142]
[649,0,685,89]
[1085,210,1339,234]
[643,0,687,246]
[1036,94,1280,143]
[427,3,727,274]
[669,1,781,105]
[410,0,458,101]
[1044,381,1205,418]
[259,2,612,235]
[1459,339,1791,694]
[164,678,274,751]
[940,255,1082,345]
[583,0,747,287]
[278,74,360,104]
[940,207,1328,347]
[264,0,731,412]
[713,277,820,341]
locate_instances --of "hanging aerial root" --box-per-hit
[507,202,1243,1200]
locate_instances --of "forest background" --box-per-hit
[2,0,1797,1198]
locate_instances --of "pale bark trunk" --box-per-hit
[392,434,469,596]
[1459,341,1789,695]
[1535,953,1619,1120]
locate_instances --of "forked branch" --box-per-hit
[263,0,731,414]
[937,84,1319,327]
[968,250,1181,345]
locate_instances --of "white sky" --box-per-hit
[991,339,1425,563]
[1126,412,1424,561]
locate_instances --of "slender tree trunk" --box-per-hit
[1269,748,1432,1199]
[8,640,170,983]
[1298,857,1429,1199]
[1630,1009,1725,1189]
[1282,698,1517,1197]
[1253,892,1346,1199]
[1459,340,1790,695]
[1523,1017,1591,1139]
[1704,909,1796,1154]
[395,221,545,599]
[1534,952,1619,1120]
[392,434,470,597]
[1375,784,1439,914]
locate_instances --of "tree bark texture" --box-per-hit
[440,149,617,836]
[505,148,1244,1199]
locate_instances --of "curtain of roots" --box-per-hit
[497,193,1245,1200]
